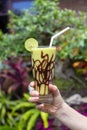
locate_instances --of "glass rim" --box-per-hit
[32,46,56,50]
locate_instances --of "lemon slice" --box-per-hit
[25,38,38,52]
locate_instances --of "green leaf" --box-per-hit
[0,103,2,110]
[40,112,49,128]
[20,109,37,121]
[26,111,39,130]
[12,102,35,112]
[0,106,6,121]
[0,126,15,130]
[18,109,38,129]
[6,112,15,126]
[23,93,30,100]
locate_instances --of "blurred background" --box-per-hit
[1,0,87,33]
[0,0,87,130]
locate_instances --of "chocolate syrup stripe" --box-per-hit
[32,51,55,95]
[41,51,49,61]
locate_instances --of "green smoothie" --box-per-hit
[32,47,56,95]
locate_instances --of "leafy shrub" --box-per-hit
[0,57,30,98]
[0,91,50,130]
[0,0,87,61]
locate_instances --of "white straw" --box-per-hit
[49,27,70,47]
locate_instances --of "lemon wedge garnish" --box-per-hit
[24,38,38,52]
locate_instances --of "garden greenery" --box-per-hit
[0,57,50,129]
[0,0,87,129]
[0,91,49,130]
[0,0,87,60]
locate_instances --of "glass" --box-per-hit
[32,47,56,103]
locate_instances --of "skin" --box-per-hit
[29,81,87,130]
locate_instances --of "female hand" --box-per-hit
[29,81,64,116]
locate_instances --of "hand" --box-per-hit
[29,81,64,116]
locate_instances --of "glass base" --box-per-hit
[38,94,53,104]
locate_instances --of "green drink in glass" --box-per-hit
[32,47,56,97]
[25,38,56,102]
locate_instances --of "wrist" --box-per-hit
[54,102,68,119]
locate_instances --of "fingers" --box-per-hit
[29,81,35,88]
[29,81,60,105]
[28,85,34,93]
[29,81,39,103]
[28,81,39,96]
[29,96,39,102]
[28,81,35,93]
[29,81,59,98]
[36,103,57,114]
[28,81,63,116]
[29,90,39,103]
[30,90,39,96]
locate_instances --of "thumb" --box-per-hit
[49,84,60,97]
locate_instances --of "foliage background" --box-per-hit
[0,0,87,61]
[0,0,87,130]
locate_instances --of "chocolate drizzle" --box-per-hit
[32,51,55,95]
